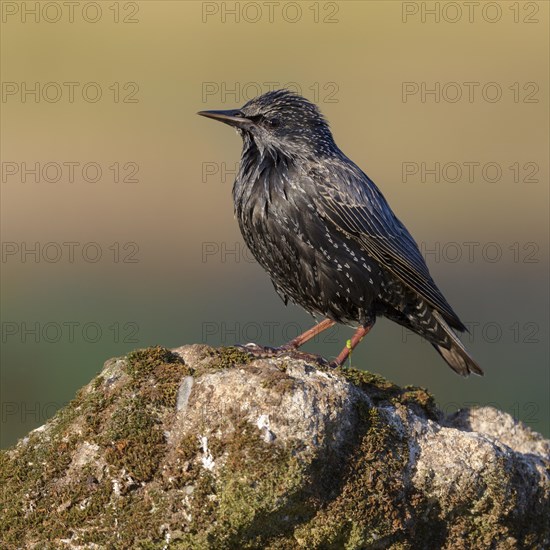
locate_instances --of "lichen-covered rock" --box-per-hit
[1,345,548,549]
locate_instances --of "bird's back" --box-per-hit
[235,141,452,328]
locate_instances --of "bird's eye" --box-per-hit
[266,117,281,129]
[233,111,244,117]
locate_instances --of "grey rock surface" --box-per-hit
[1,344,548,549]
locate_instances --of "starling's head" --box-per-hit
[198,90,337,157]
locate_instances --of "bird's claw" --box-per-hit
[235,343,291,357]
[235,343,329,366]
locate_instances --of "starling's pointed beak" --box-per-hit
[197,109,252,129]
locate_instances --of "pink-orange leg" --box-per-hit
[238,318,337,359]
[331,324,373,367]
[282,318,336,349]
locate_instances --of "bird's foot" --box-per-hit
[235,343,328,366]
[235,342,291,357]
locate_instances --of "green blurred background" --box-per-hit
[1,0,548,447]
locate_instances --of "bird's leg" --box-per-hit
[237,318,336,363]
[280,318,336,350]
[330,324,373,368]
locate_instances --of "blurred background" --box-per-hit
[1,1,548,447]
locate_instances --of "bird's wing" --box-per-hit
[312,162,465,330]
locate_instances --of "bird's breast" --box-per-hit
[232,156,380,326]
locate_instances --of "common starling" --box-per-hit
[198,90,482,376]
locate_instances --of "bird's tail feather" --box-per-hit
[432,311,483,377]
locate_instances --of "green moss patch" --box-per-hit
[199,346,252,372]
[126,346,189,407]
[338,366,438,419]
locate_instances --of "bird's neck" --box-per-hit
[232,136,294,211]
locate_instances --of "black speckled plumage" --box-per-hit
[199,90,482,376]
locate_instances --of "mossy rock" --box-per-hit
[1,344,548,549]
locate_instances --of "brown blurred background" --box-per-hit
[1,0,548,447]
